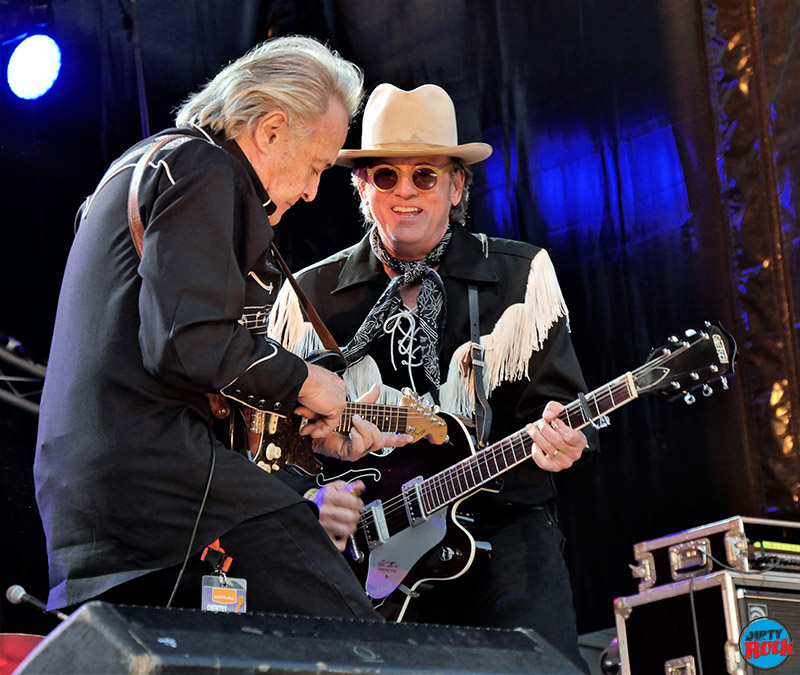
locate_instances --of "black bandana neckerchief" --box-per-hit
[341,225,451,390]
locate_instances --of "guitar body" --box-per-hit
[317,412,494,619]
[357,502,481,622]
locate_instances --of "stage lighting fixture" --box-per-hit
[2,0,61,99]
[6,32,61,99]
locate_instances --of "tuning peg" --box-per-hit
[668,336,679,343]
[684,392,696,405]
[721,376,729,390]
[671,381,681,390]
[690,372,699,380]
[702,384,713,397]
[710,364,719,373]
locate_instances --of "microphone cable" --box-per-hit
[167,432,216,608]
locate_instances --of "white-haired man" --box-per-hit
[269,83,595,672]
[34,36,408,620]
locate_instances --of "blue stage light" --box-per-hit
[7,34,61,100]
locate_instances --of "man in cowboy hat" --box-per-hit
[269,83,594,672]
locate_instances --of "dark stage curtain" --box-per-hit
[1,0,798,637]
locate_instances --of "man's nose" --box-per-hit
[393,172,417,196]
[303,175,321,202]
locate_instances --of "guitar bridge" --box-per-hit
[248,410,280,435]
[361,499,389,547]
[402,476,427,526]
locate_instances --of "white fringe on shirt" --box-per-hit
[439,249,568,417]
[267,249,569,414]
[267,288,321,360]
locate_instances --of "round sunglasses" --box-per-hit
[365,163,452,193]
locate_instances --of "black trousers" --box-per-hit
[93,502,382,621]
[406,502,590,674]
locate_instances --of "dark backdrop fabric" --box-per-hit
[1,0,797,638]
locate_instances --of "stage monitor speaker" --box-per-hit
[15,601,582,674]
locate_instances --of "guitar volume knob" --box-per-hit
[439,546,459,561]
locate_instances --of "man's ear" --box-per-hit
[450,168,465,206]
[356,178,369,204]
[255,111,289,151]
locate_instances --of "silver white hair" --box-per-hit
[175,36,363,138]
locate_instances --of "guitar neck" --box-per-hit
[336,402,409,435]
[415,372,638,513]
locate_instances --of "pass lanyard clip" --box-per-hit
[201,539,233,577]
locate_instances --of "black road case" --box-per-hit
[614,570,800,674]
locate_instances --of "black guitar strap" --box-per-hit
[468,283,492,447]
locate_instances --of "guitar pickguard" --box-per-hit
[365,507,449,599]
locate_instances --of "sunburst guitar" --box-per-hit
[230,388,448,475]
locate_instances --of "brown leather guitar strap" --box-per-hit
[126,133,230,418]
[127,134,184,257]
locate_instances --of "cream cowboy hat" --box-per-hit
[337,83,493,166]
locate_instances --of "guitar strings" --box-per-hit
[360,340,709,535]
[277,402,441,433]
[357,338,708,537]
[356,378,634,535]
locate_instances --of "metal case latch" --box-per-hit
[669,538,712,581]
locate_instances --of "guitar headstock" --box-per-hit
[633,321,737,403]
[400,389,448,444]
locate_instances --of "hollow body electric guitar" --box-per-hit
[315,322,737,621]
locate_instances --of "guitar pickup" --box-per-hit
[361,500,389,548]
[402,477,427,526]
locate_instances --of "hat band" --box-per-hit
[361,142,454,153]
